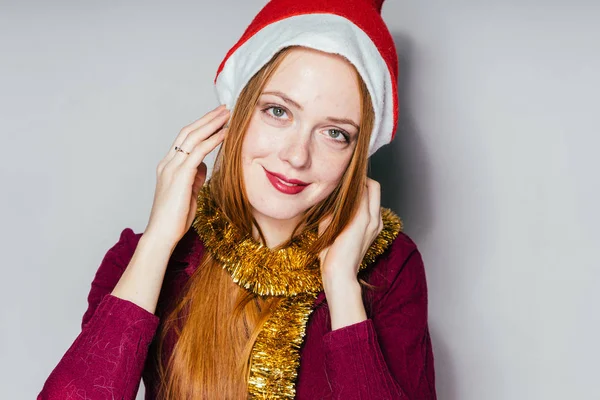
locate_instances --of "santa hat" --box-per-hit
[214,0,398,157]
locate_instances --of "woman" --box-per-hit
[39,0,436,399]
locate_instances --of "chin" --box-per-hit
[250,201,306,222]
[246,179,311,222]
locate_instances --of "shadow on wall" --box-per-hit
[369,33,433,241]
[369,32,457,400]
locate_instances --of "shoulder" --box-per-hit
[363,231,428,309]
[366,231,421,285]
[104,227,202,265]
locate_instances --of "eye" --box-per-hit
[263,105,289,120]
[326,128,350,143]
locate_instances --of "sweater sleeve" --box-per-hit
[322,244,436,400]
[38,228,160,400]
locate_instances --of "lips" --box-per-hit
[265,169,309,185]
[263,167,309,195]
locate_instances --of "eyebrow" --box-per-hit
[261,90,360,131]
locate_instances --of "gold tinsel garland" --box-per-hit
[192,183,403,399]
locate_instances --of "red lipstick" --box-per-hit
[263,167,309,195]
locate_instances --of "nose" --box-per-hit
[278,128,312,169]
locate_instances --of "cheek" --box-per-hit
[313,152,353,187]
[241,117,279,161]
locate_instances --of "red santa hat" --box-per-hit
[214,0,398,157]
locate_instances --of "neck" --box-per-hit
[252,213,303,249]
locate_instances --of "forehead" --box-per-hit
[263,48,361,117]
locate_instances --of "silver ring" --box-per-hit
[174,146,190,155]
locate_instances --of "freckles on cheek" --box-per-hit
[251,129,281,156]
[324,169,347,188]
[314,153,351,182]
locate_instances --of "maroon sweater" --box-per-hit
[38,227,436,399]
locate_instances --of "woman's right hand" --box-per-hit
[143,104,230,248]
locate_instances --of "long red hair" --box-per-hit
[156,46,375,399]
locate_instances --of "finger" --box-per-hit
[172,104,225,149]
[166,110,229,168]
[191,162,208,198]
[182,127,228,170]
[160,126,225,180]
[376,211,384,236]
[366,179,381,233]
[357,180,370,220]
[165,105,228,161]
[176,109,230,157]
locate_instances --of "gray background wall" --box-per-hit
[1,1,598,399]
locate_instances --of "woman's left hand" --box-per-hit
[318,178,383,287]
[318,178,383,329]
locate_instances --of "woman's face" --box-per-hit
[241,47,362,224]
